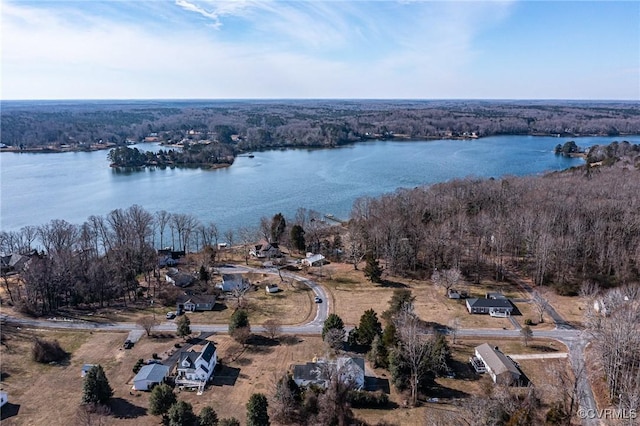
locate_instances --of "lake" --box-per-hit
[1,135,636,236]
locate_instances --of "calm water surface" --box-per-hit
[1,135,636,235]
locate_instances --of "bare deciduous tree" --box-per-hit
[136,316,158,337]
[263,319,282,340]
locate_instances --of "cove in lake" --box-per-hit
[1,135,637,236]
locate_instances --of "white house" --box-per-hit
[474,343,522,386]
[250,242,281,259]
[175,342,217,392]
[301,253,326,267]
[0,391,7,407]
[132,364,170,391]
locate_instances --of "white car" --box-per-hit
[166,311,176,319]
[314,296,322,303]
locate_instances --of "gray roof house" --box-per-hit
[293,357,365,390]
[132,364,170,391]
[217,274,250,292]
[177,294,216,313]
[250,242,281,259]
[466,297,514,317]
[475,343,522,386]
[175,341,217,393]
[166,269,195,288]
[301,253,326,267]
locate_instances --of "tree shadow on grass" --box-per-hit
[379,280,408,288]
[109,398,146,419]
[529,344,559,353]
[279,335,303,346]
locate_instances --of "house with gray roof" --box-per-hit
[177,294,216,314]
[175,341,217,392]
[474,343,522,386]
[293,357,365,390]
[132,364,170,391]
[217,274,250,292]
[466,297,515,317]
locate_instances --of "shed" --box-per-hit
[266,284,280,294]
[132,364,170,391]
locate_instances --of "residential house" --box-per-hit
[177,294,216,314]
[293,357,365,390]
[466,297,515,317]
[175,342,217,392]
[265,284,280,294]
[474,343,522,386]
[217,274,250,292]
[166,269,195,288]
[132,364,170,391]
[301,253,326,267]
[250,242,281,259]
[0,252,31,275]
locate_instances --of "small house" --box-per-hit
[132,364,170,391]
[177,294,217,314]
[217,274,250,292]
[466,297,514,317]
[250,242,281,259]
[166,269,195,288]
[301,253,326,267]
[293,357,365,390]
[175,342,217,390]
[266,284,280,294]
[474,343,522,386]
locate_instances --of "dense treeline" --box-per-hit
[2,100,640,149]
[347,145,640,295]
[107,143,235,168]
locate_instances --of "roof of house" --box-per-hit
[467,298,514,309]
[134,364,170,383]
[167,270,195,288]
[304,254,326,264]
[294,362,331,383]
[222,273,243,282]
[178,294,217,305]
[475,343,520,377]
[178,342,216,370]
[200,342,217,364]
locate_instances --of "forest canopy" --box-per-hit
[2,100,640,149]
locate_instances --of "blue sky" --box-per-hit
[1,0,638,100]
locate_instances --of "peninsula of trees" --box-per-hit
[2,100,640,152]
[107,143,234,169]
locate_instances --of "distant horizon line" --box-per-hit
[2,97,638,103]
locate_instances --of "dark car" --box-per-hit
[123,340,134,349]
[314,296,322,303]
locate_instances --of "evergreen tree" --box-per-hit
[367,334,389,368]
[82,365,113,405]
[167,400,197,426]
[198,406,219,426]
[270,213,286,243]
[363,252,383,283]
[149,383,177,416]
[176,315,191,338]
[247,393,270,426]
[322,313,345,340]
[219,418,240,426]
[355,308,382,346]
[199,265,210,283]
[290,225,306,252]
[228,309,250,335]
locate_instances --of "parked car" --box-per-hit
[166,311,176,319]
[147,359,162,365]
[314,296,322,303]
[123,340,133,349]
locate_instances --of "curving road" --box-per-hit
[0,266,599,425]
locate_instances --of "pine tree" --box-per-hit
[247,393,270,426]
[198,406,219,426]
[149,383,177,416]
[322,313,345,340]
[228,309,250,335]
[290,225,306,253]
[355,308,382,346]
[176,315,191,338]
[270,213,286,243]
[82,365,113,405]
[363,252,383,283]
[167,400,197,426]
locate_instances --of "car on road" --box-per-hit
[123,340,133,349]
[314,296,322,303]
[166,311,176,319]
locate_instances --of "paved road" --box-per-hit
[0,266,599,425]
